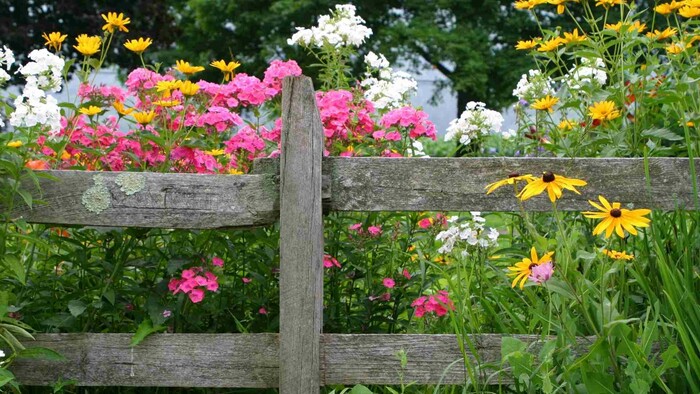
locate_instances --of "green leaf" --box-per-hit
[1,254,26,285]
[0,368,16,387]
[348,384,374,394]
[16,188,33,209]
[641,128,683,141]
[16,347,66,361]
[130,319,165,347]
[67,300,87,317]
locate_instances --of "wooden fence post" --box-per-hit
[279,76,324,393]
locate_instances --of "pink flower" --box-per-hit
[263,60,303,94]
[323,254,341,269]
[402,268,412,280]
[418,218,434,229]
[162,310,172,318]
[529,261,554,284]
[349,223,363,232]
[259,307,268,315]
[189,288,205,303]
[380,106,437,141]
[367,226,382,237]
[212,256,224,267]
[242,277,252,284]
[411,291,454,318]
[382,278,396,289]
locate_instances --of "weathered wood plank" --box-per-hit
[11,171,278,229]
[278,76,325,393]
[11,333,595,387]
[324,157,700,212]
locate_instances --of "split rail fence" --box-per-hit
[8,76,698,392]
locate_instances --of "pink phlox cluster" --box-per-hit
[126,67,173,92]
[168,267,219,303]
[263,60,303,94]
[418,213,447,229]
[78,83,127,103]
[530,261,554,284]
[188,106,243,133]
[231,73,277,106]
[260,119,282,143]
[224,125,267,163]
[381,149,403,158]
[212,256,224,267]
[382,278,395,288]
[372,130,402,141]
[170,146,223,173]
[323,254,341,269]
[380,106,437,140]
[316,90,375,143]
[348,223,382,237]
[411,290,454,318]
[198,81,239,108]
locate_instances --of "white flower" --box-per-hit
[435,215,499,253]
[0,349,4,358]
[364,51,390,70]
[512,69,555,103]
[564,57,607,90]
[287,4,372,48]
[17,48,64,93]
[445,101,504,145]
[360,53,417,110]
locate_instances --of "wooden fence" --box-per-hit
[8,76,699,392]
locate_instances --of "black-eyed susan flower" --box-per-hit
[537,37,565,52]
[178,80,200,96]
[101,12,131,33]
[562,28,587,44]
[679,6,700,17]
[588,100,620,121]
[6,140,23,148]
[515,40,539,50]
[210,59,241,81]
[73,34,102,56]
[112,101,134,116]
[558,119,575,130]
[666,42,686,54]
[204,149,225,156]
[603,249,634,260]
[531,95,559,112]
[582,195,651,238]
[42,31,67,52]
[507,247,554,289]
[175,60,205,75]
[654,3,673,14]
[646,27,677,40]
[156,80,180,98]
[518,171,587,202]
[548,0,567,14]
[124,37,152,54]
[595,0,624,8]
[132,110,156,125]
[484,173,537,194]
[79,105,103,116]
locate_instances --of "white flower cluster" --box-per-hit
[360,51,417,110]
[0,45,15,84]
[0,349,4,358]
[9,49,64,134]
[512,69,555,103]
[408,140,428,157]
[564,57,607,90]
[287,4,372,48]
[436,212,499,255]
[444,101,504,145]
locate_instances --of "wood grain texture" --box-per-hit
[324,157,700,212]
[11,171,278,229]
[11,333,595,387]
[278,76,325,393]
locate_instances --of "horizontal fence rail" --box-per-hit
[10,333,594,387]
[12,157,700,229]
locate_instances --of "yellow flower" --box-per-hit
[558,119,576,130]
[596,0,624,7]
[112,101,134,116]
[156,80,180,98]
[547,0,568,14]
[582,195,651,238]
[518,171,587,202]
[210,59,241,81]
[531,95,559,112]
[515,39,539,50]
[42,32,67,52]
[654,3,674,14]
[588,100,621,121]
[515,0,546,9]
[602,249,634,260]
[670,0,686,9]
[537,37,565,52]
[484,173,538,194]
[152,100,181,107]
[666,42,686,54]
[124,37,152,54]
[605,22,624,32]
[679,6,700,17]
[101,12,131,33]
[228,168,244,175]
[132,110,157,125]
[6,140,23,148]
[205,149,226,156]
[507,247,554,289]
[73,34,102,56]
[175,60,205,75]
[562,28,587,44]
[178,80,200,96]
[433,255,450,265]
[646,27,678,40]
[79,105,103,116]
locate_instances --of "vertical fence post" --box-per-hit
[279,76,324,393]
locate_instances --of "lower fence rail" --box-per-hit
[9,333,595,387]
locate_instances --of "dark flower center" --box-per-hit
[542,171,555,182]
[528,263,538,270]
[610,208,622,218]
[508,172,520,178]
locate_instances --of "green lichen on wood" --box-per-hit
[115,173,146,196]
[81,175,111,214]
